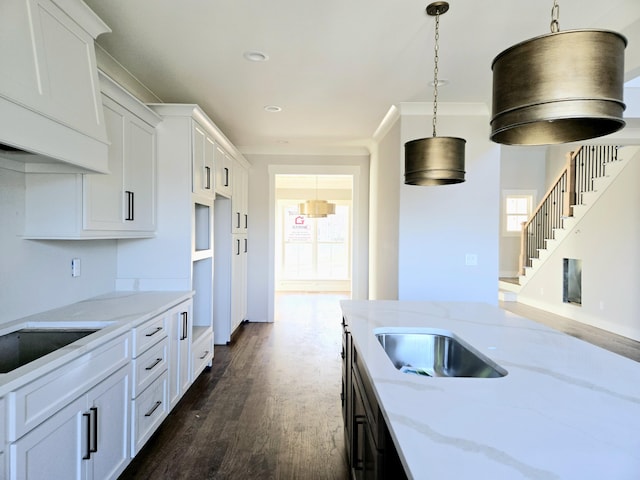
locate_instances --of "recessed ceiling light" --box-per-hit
[264,105,282,113]
[244,50,269,62]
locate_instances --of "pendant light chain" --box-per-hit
[550,0,560,33]
[432,9,441,137]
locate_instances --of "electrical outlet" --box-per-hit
[71,258,81,277]
[465,254,478,266]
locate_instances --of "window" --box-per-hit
[280,203,350,280]
[503,191,535,235]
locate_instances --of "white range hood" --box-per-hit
[0,0,111,174]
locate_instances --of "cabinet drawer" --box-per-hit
[132,339,168,398]
[132,314,168,357]
[8,333,130,442]
[191,331,213,380]
[132,371,168,456]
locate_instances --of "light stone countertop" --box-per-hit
[0,291,193,396]
[341,300,640,480]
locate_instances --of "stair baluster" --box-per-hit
[519,145,619,276]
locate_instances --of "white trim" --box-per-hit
[372,105,400,142]
[502,189,537,237]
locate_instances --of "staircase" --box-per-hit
[499,144,639,302]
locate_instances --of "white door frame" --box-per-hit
[267,164,368,322]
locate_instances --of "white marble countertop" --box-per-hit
[341,300,640,480]
[0,291,192,396]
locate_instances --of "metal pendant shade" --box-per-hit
[405,136,466,185]
[298,199,335,218]
[299,176,336,218]
[404,2,466,186]
[490,2,627,145]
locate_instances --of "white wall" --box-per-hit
[243,152,369,323]
[517,147,640,340]
[369,115,401,300]
[397,113,500,303]
[499,146,547,277]
[0,167,117,324]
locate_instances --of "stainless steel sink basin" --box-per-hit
[375,329,507,378]
[0,328,98,373]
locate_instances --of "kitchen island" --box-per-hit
[341,300,640,479]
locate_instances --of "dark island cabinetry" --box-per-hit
[342,317,407,480]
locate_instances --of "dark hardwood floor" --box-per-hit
[119,293,350,480]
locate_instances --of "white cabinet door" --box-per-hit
[215,145,233,198]
[192,122,215,198]
[87,367,130,480]
[10,366,129,480]
[231,234,248,333]
[84,95,126,231]
[84,92,156,233]
[168,301,192,409]
[124,115,156,231]
[11,396,86,480]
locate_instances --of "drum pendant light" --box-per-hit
[490,0,627,145]
[405,1,466,186]
[298,176,336,218]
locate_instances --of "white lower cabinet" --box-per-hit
[10,365,130,480]
[168,301,192,410]
[191,330,214,381]
[3,295,206,479]
[231,234,248,333]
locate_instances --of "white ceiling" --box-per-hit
[83,0,640,153]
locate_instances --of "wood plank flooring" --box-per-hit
[119,293,350,480]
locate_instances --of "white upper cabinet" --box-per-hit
[0,0,111,173]
[23,72,160,239]
[215,145,233,198]
[192,121,215,198]
[84,73,159,233]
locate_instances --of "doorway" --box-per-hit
[274,174,353,296]
[265,164,366,324]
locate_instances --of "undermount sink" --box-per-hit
[375,328,507,378]
[0,328,99,373]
